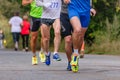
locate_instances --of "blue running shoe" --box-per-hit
[53,53,61,61]
[45,52,51,66]
[67,62,72,71]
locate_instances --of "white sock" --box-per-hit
[53,52,58,55]
[73,49,79,54]
[40,48,43,52]
[45,52,50,56]
[15,42,18,48]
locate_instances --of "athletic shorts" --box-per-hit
[60,13,73,38]
[30,17,41,32]
[68,10,90,28]
[41,18,55,26]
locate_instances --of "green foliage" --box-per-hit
[0,0,30,18]
[86,15,120,55]
[85,0,119,45]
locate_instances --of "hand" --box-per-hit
[64,0,71,4]
[22,0,33,6]
[90,8,96,16]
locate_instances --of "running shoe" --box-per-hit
[67,62,72,71]
[70,53,79,72]
[45,52,51,66]
[25,47,29,52]
[71,64,79,73]
[39,51,46,63]
[53,53,61,61]
[80,54,84,58]
[14,48,18,51]
[32,56,38,65]
[80,50,84,58]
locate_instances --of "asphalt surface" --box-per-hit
[0,49,120,80]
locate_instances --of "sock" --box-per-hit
[33,53,36,57]
[15,41,18,48]
[45,52,50,56]
[53,52,58,55]
[73,49,79,54]
[40,48,43,52]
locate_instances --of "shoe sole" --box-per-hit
[32,63,38,65]
[71,65,79,73]
[53,58,61,61]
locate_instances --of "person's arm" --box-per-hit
[90,0,96,16]
[63,0,71,4]
[35,0,51,8]
[22,0,33,6]
[20,22,23,28]
[35,0,44,7]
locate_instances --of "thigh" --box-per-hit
[53,18,61,33]
[41,24,51,38]
[70,16,82,31]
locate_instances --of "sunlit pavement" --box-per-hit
[0,49,120,80]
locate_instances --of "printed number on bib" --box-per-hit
[49,2,59,9]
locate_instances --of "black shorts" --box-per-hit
[41,18,55,26]
[30,17,41,32]
[60,13,73,38]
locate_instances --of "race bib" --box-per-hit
[49,1,59,9]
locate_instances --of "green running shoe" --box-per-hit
[70,54,79,66]
[39,51,46,63]
[70,53,79,72]
[71,64,79,73]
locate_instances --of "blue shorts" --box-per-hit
[68,10,90,28]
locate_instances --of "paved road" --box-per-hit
[0,49,120,80]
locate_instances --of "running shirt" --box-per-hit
[61,0,68,14]
[9,16,22,32]
[30,0,43,18]
[21,20,30,35]
[61,0,92,14]
[36,0,61,19]
[68,0,91,12]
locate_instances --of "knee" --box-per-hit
[54,31,61,37]
[43,37,50,42]
[65,36,72,44]
[31,36,37,41]
[74,28,81,34]
[79,32,85,40]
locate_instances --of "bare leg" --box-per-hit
[70,16,81,54]
[41,24,50,54]
[53,19,61,53]
[30,31,38,56]
[64,35,72,62]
